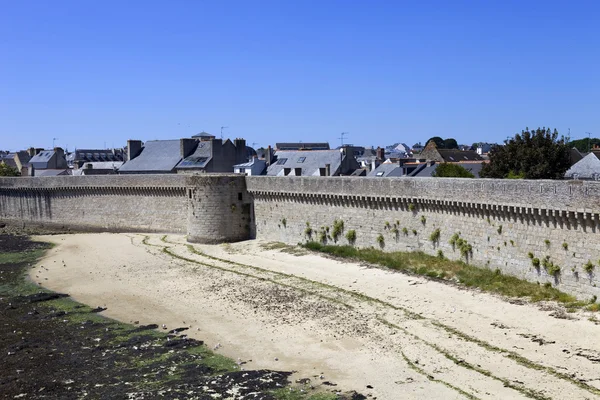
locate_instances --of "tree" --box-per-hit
[443,138,458,149]
[480,127,570,179]
[0,163,20,176]
[567,137,600,153]
[426,136,445,149]
[432,163,475,178]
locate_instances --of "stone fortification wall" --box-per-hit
[247,176,600,300]
[186,174,252,244]
[0,175,189,233]
[3,173,600,299]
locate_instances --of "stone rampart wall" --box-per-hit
[2,174,600,299]
[246,176,600,300]
[0,175,190,233]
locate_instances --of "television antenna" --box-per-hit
[220,126,228,140]
[52,137,58,148]
[586,132,593,153]
[339,132,349,147]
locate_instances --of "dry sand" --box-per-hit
[32,233,600,399]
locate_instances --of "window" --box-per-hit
[276,158,288,165]
[294,167,302,175]
[376,171,384,177]
[297,157,306,163]
[319,167,326,176]
[284,168,292,175]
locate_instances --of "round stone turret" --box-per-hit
[186,174,251,244]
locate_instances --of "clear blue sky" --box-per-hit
[1,0,599,151]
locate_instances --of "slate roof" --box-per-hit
[410,162,486,178]
[118,140,183,173]
[28,151,55,169]
[192,131,216,139]
[34,169,71,177]
[2,151,31,169]
[368,163,404,177]
[69,149,124,164]
[564,153,600,179]
[267,150,343,176]
[81,161,124,170]
[0,154,18,168]
[176,141,212,169]
[275,142,330,151]
[438,149,483,162]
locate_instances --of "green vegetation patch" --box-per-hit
[303,242,579,305]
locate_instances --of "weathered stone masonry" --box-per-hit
[246,176,600,300]
[0,174,251,244]
[1,174,600,300]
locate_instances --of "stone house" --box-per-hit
[266,148,360,176]
[118,136,248,174]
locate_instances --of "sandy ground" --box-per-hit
[32,233,600,400]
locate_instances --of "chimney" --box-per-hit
[325,163,331,176]
[266,145,273,166]
[54,147,64,158]
[376,147,385,161]
[234,138,246,163]
[27,147,35,157]
[127,140,142,161]
[180,138,196,158]
[28,165,35,176]
[35,148,43,155]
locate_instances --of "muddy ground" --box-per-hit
[0,234,365,400]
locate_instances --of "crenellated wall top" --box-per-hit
[245,176,600,213]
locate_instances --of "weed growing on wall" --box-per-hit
[497,225,503,235]
[542,256,560,277]
[412,229,418,236]
[584,260,595,274]
[402,227,408,236]
[449,232,472,261]
[281,218,287,228]
[429,228,441,245]
[528,252,534,259]
[420,215,427,225]
[437,250,444,259]
[317,227,327,244]
[376,234,385,247]
[345,229,356,245]
[408,203,416,212]
[331,219,344,242]
[562,242,568,250]
[384,221,391,229]
[304,222,313,238]
[545,239,551,247]
[532,257,540,269]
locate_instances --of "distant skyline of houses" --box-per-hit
[3,131,596,180]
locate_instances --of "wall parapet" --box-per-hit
[0,175,188,190]
[246,176,600,214]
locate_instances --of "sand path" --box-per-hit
[32,233,600,399]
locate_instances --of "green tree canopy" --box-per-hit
[0,163,20,177]
[426,136,445,148]
[426,136,459,149]
[443,138,458,149]
[480,127,570,180]
[567,137,600,153]
[432,163,475,178]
